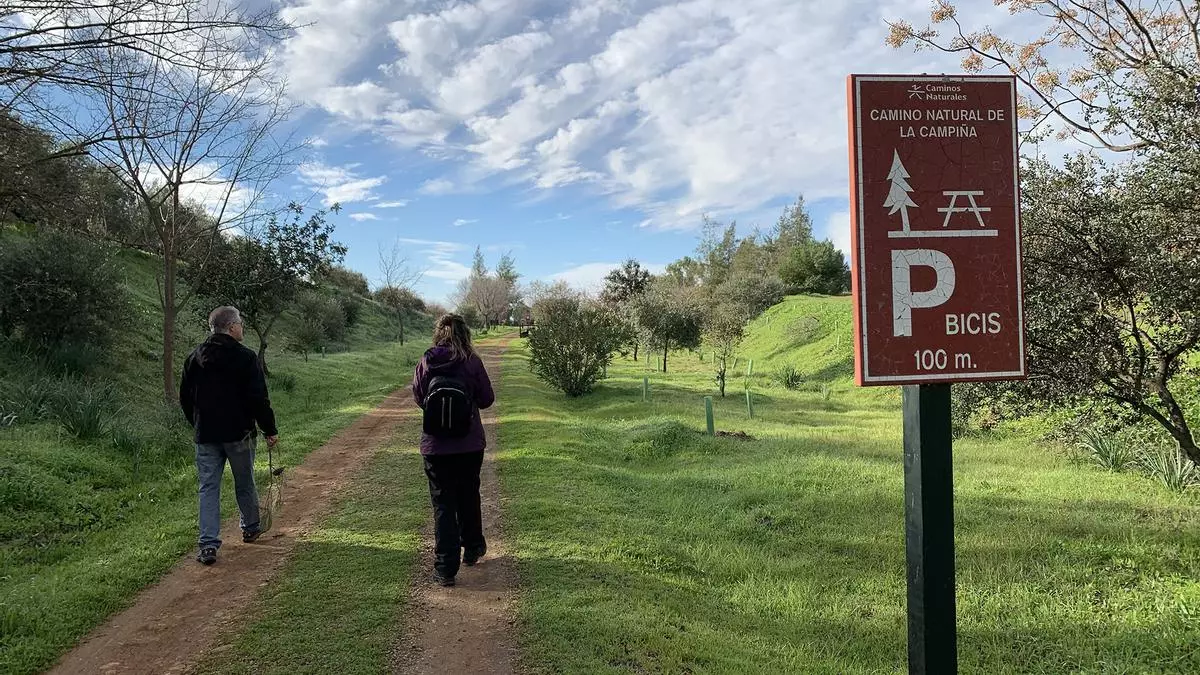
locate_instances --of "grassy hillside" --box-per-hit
[739,294,855,380]
[0,240,428,674]
[496,297,1200,673]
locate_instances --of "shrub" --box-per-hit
[1077,427,1138,472]
[51,382,116,440]
[1139,446,1199,493]
[269,370,297,393]
[777,366,804,390]
[322,265,370,296]
[296,291,346,342]
[0,230,127,347]
[779,240,850,294]
[528,298,624,397]
[711,273,787,318]
[46,342,105,376]
[337,293,364,329]
[290,320,326,361]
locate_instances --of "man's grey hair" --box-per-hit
[209,306,242,334]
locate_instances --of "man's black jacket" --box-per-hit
[180,333,278,443]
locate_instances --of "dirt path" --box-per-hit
[394,341,520,674]
[49,387,418,675]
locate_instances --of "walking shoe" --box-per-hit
[242,529,262,543]
[435,572,456,587]
[464,545,487,567]
[197,547,217,565]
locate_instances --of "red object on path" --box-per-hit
[847,74,1027,386]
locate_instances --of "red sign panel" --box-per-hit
[847,75,1026,386]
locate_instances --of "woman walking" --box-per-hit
[412,314,495,587]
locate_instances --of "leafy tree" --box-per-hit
[635,280,705,373]
[494,251,522,323]
[0,230,127,348]
[601,259,653,360]
[1016,155,1200,464]
[663,256,704,287]
[768,195,815,265]
[780,240,850,295]
[711,273,787,318]
[697,217,739,287]
[190,204,345,370]
[704,303,747,397]
[527,297,624,397]
[601,259,653,305]
[323,266,370,296]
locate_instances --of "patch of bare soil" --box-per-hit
[48,388,417,675]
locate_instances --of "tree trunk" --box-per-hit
[162,250,178,404]
[633,341,639,361]
[257,339,269,375]
[662,343,669,373]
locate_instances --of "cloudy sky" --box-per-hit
[272,0,1037,301]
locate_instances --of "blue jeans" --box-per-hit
[196,438,260,549]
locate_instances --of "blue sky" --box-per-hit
[267,0,1041,303]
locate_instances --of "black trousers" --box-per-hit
[423,450,485,577]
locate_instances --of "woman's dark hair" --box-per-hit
[433,313,475,361]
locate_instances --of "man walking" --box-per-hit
[180,306,279,565]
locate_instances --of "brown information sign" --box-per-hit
[847,75,1027,386]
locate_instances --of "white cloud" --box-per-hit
[297,161,387,206]
[279,0,1033,226]
[396,238,470,283]
[817,210,852,258]
[374,200,409,208]
[453,218,478,227]
[349,212,380,221]
[419,178,456,195]
[549,261,666,293]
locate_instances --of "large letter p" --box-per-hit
[891,249,955,337]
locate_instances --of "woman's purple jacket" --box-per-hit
[412,346,495,456]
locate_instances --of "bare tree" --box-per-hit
[886,1,1200,155]
[75,14,295,402]
[2,0,289,161]
[376,240,425,344]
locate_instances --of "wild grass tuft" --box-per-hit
[1077,427,1138,472]
[1139,445,1200,493]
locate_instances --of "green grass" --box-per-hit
[0,343,423,674]
[498,309,1200,672]
[199,426,429,674]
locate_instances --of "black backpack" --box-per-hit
[422,374,474,438]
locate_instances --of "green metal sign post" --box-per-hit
[902,383,957,673]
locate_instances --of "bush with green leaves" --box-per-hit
[779,240,850,295]
[296,291,346,342]
[0,230,127,348]
[337,293,364,329]
[322,265,370,296]
[710,273,786,319]
[528,298,624,397]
